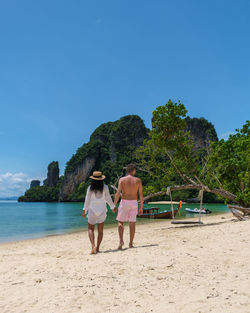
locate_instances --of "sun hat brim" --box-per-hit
[90,175,106,180]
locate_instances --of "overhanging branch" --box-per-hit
[144,184,237,203]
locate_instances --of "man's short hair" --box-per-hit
[126,164,136,174]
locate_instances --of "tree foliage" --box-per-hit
[137,100,202,190]
[18,176,64,202]
[136,100,249,207]
[18,186,59,202]
[206,121,250,206]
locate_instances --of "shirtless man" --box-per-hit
[113,164,143,249]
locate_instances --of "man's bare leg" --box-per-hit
[118,221,124,249]
[88,223,96,254]
[96,222,104,253]
[129,222,135,248]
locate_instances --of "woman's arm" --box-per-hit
[82,186,91,218]
[104,185,115,211]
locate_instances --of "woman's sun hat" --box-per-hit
[90,171,106,180]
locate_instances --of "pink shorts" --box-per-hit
[116,199,138,222]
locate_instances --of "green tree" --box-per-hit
[18,186,59,202]
[136,100,249,207]
[206,121,250,207]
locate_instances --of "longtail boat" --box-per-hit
[138,207,178,219]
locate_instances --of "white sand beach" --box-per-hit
[0,213,249,313]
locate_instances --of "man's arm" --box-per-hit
[138,179,143,215]
[114,179,122,209]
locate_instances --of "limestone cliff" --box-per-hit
[43,161,59,187]
[30,180,40,188]
[186,117,218,150]
[60,115,149,201]
[59,157,96,200]
[19,114,219,202]
[18,161,61,202]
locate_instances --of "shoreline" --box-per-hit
[0,211,232,247]
[0,210,230,246]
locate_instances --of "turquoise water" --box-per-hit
[145,202,229,218]
[0,201,229,243]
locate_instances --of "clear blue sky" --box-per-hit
[0,0,249,196]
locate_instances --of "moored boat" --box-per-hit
[185,208,212,214]
[138,207,178,219]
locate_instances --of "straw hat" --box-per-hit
[90,171,106,180]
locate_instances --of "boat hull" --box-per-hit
[138,209,178,219]
[185,208,211,214]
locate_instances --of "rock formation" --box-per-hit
[60,157,95,199]
[19,114,219,202]
[60,115,149,201]
[186,117,218,150]
[30,180,40,188]
[18,162,60,202]
[44,161,59,187]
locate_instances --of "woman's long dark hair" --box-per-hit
[90,179,104,193]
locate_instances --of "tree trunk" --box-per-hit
[144,184,237,203]
[228,205,250,216]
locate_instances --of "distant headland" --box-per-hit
[0,196,18,201]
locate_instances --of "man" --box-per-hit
[113,164,143,249]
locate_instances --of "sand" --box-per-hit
[0,213,249,313]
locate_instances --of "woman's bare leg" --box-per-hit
[118,221,124,249]
[88,223,96,254]
[96,222,104,252]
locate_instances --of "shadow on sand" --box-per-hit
[102,243,159,254]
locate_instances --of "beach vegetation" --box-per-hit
[136,100,249,208]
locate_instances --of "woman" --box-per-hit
[82,171,115,254]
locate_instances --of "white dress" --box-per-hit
[83,185,114,225]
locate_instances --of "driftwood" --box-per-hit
[228,205,250,221]
[227,205,250,216]
[230,209,248,221]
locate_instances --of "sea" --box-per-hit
[0,201,229,243]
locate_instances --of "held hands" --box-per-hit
[82,210,86,219]
[112,207,117,213]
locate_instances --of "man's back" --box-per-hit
[120,175,141,200]
[114,164,144,249]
